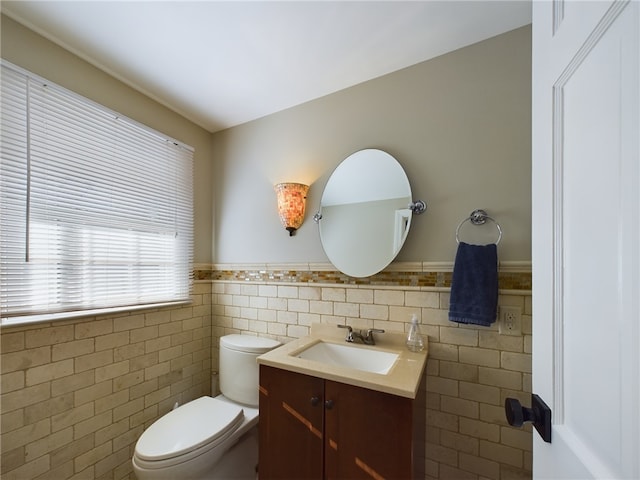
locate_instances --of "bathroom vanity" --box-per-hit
[257,324,428,479]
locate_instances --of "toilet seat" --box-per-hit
[134,396,244,468]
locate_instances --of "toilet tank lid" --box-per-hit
[220,334,281,353]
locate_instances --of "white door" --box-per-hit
[531,0,639,478]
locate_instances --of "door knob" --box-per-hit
[505,393,552,443]
[324,399,334,410]
[310,396,320,406]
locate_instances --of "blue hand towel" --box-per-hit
[448,242,498,327]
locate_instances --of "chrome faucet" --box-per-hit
[337,324,385,345]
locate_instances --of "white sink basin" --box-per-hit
[294,341,399,375]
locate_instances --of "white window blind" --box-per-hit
[0,61,194,324]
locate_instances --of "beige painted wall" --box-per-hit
[0,15,214,264]
[212,25,531,265]
[2,13,530,267]
[0,16,533,480]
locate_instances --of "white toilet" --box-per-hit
[132,334,281,479]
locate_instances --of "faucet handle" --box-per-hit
[337,324,354,342]
[366,328,385,335]
[363,328,385,345]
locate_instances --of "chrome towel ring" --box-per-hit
[455,209,502,245]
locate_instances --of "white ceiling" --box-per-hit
[3,1,531,133]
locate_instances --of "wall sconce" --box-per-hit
[274,183,309,236]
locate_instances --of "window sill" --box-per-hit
[0,300,193,328]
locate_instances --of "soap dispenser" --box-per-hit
[406,314,424,352]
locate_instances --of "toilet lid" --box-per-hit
[220,334,281,353]
[135,396,244,461]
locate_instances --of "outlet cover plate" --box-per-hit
[499,306,522,336]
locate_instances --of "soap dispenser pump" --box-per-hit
[406,314,425,352]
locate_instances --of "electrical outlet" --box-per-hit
[499,306,522,336]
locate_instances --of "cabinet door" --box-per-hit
[259,365,324,479]
[324,380,413,480]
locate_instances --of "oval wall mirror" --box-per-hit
[316,149,424,278]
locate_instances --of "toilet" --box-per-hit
[132,334,281,479]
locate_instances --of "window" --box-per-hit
[0,61,194,325]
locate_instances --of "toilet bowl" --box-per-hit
[132,334,280,480]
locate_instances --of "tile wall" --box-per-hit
[211,265,533,480]
[0,283,212,480]
[1,265,531,480]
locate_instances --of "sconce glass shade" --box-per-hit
[275,183,309,236]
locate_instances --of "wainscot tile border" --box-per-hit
[193,262,532,291]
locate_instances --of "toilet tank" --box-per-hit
[219,334,281,406]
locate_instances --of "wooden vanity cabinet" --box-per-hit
[259,365,420,480]
[258,365,324,479]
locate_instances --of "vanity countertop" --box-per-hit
[257,323,428,399]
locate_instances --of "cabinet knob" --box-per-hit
[324,399,334,410]
[310,396,320,406]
